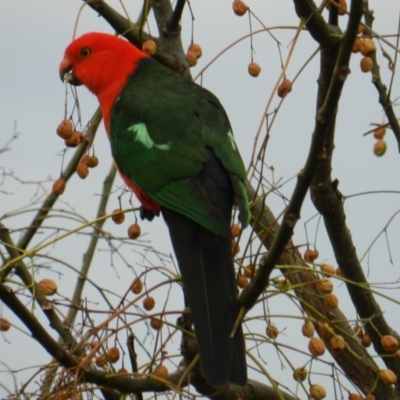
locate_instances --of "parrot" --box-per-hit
[59,32,249,387]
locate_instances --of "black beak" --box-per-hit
[59,69,82,86]
[59,57,82,86]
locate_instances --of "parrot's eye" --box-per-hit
[80,48,91,57]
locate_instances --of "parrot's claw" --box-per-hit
[139,206,157,221]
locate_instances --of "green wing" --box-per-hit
[110,58,249,237]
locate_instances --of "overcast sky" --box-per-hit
[1,1,400,398]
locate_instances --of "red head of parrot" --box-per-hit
[59,32,159,213]
[59,32,148,133]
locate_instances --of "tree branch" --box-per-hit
[308,0,400,397]
[165,0,186,35]
[84,0,190,76]
[363,5,400,150]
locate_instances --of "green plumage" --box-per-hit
[110,58,249,237]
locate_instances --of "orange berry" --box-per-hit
[373,126,386,139]
[87,156,99,168]
[150,317,163,330]
[373,139,387,156]
[335,267,342,277]
[188,43,202,59]
[360,38,376,56]
[248,62,261,77]
[243,265,255,278]
[131,278,143,294]
[379,368,397,385]
[316,279,333,294]
[326,0,347,15]
[365,395,376,400]
[95,354,107,367]
[231,223,241,238]
[237,274,249,288]
[186,50,197,67]
[0,318,11,331]
[266,324,279,339]
[360,57,373,73]
[65,131,83,147]
[317,321,332,339]
[143,296,155,311]
[348,394,363,400]
[361,333,372,347]
[330,335,345,353]
[277,79,293,98]
[381,335,398,353]
[80,155,90,165]
[325,293,338,309]
[337,0,347,15]
[308,337,326,357]
[106,347,120,363]
[37,279,57,296]
[353,324,364,338]
[118,368,128,374]
[52,178,66,195]
[320,263,335,275]
[231,239,240,255]
[76,163,89,179]
[293,367,307,382]
[304,249,319,262]
[111,209,125,225]
[302,320,315,338]
[142,40,157,56]
[56,120,73,140]
[310,384,326,399]
[128,224,141,239]
[153,364,169,380]
[232,0,248,16]
[89,341,100,351]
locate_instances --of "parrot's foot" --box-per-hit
[139,206,158,221]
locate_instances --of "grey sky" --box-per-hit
[1,1,400,398]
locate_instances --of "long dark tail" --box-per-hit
[163,208,247,386]
[161,148,247,387]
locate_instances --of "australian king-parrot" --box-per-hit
[59,32,249,387]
